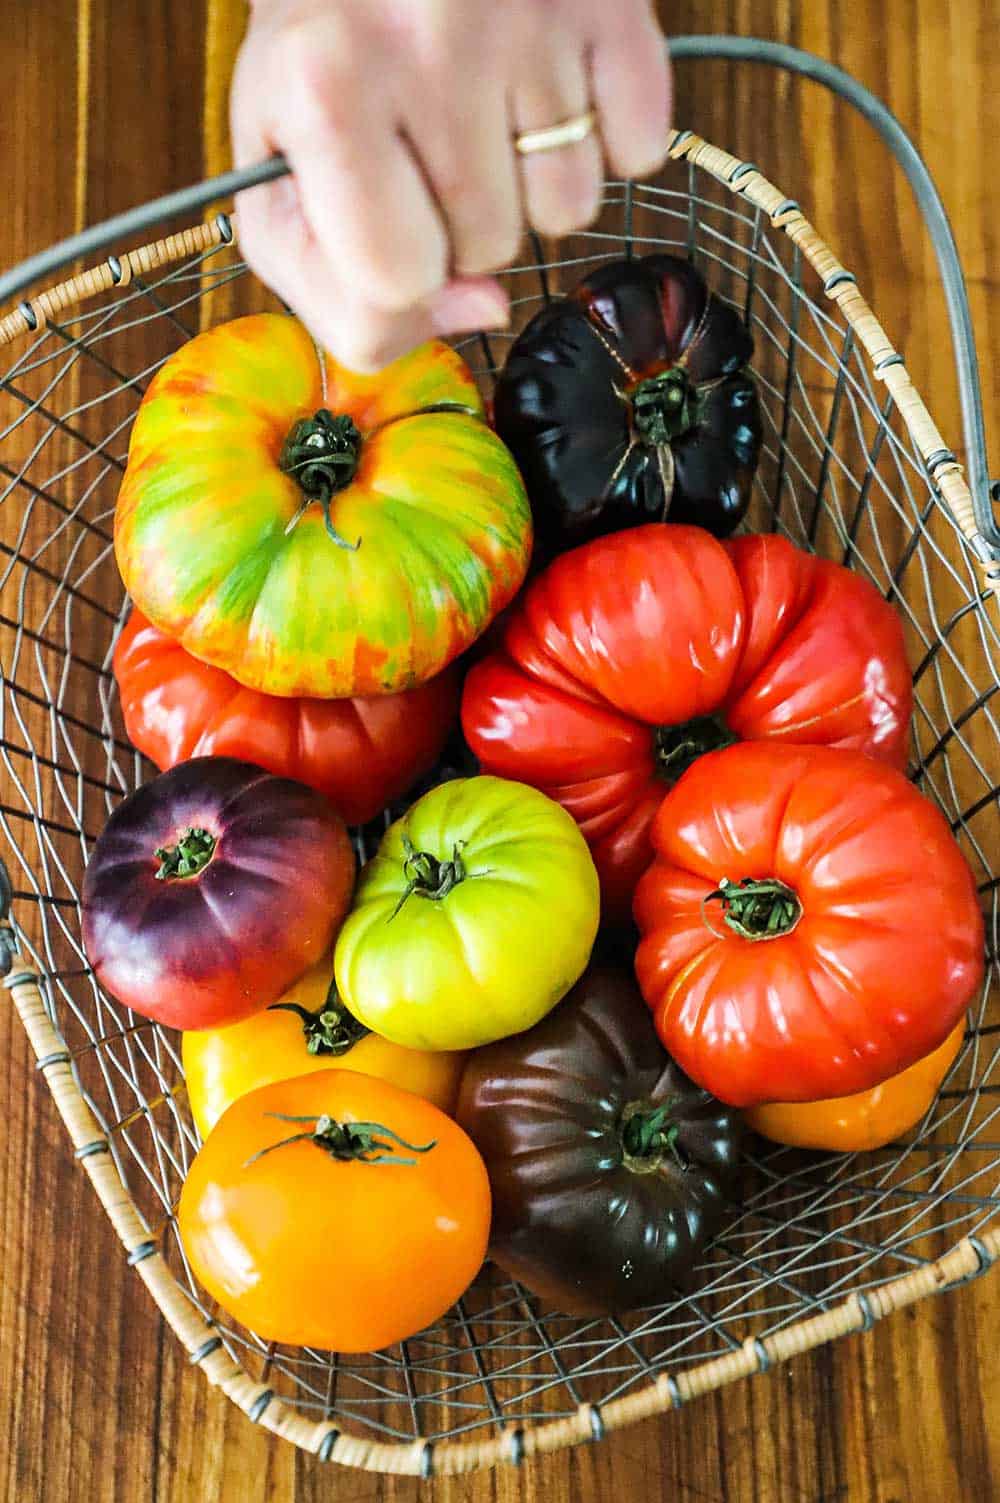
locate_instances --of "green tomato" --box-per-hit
[334,776,600,1050]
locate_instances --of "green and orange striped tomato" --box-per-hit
[114,314,532,698]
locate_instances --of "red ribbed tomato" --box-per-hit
[114,610,458,826]
[633,743,983,1106]
[462,526,912,915]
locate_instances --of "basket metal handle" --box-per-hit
[0,35,993,544]
[671,37,996,548]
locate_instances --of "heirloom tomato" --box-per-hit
[115,315,531,698]
[633,743,984,1106]
[462,525,912,915]
[114,609,458,826]
[334,776,600,1050]
[183,948,465,1137]
[81,758,354,1028]
[457,965,742,1314]
[746,1021,965,1152]
[493,254,762,549]
[178,1069,490,1351]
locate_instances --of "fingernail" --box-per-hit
[429,281,510,333]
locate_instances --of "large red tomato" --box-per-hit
[462,526,912,914]
[633,743,983,1107]
[114,610,458,826]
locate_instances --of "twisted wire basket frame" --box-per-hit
[2,43,1000,1477]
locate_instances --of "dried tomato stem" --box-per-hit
[619,1100,688,1173]
[244,1113,436,1169]
[702,877,803,941]
[631,367,696,446]
[654,715,738,780]
[280,408,362,550]
[268,980,370,1057]
[391,836,467,919]
[154,827,216,881]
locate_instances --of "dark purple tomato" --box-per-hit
[493,254,762,552]
[81,757,355,1029]
[457,964,742,1315]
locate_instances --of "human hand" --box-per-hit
[231,0,671,370]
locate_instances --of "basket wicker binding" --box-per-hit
[1,125,999,1477]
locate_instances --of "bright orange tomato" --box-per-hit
[746,1021,965,1151]
[182,951,466,1137]
[178,1070,491,1352]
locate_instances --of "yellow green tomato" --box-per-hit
[334,776,600,1050]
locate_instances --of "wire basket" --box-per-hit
[1,39,999,1479]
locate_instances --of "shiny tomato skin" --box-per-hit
[178,1069,491,1352]
[182,948,466,1138]
[334,776,600,1051]
[462,527,912,916]
[746,1020,965,1152]
[633,743,983,1107]
[115,315,531,698]
[81,758,355,1029]
[114,610,459,826]
[456,964,742,1314]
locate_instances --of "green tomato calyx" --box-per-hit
[619,1100,688,1174]
[654,715,737,780]
[154,827,216,881]
[702,876,803,941]
[244,1113,436,1169]
[631,367,696,447]
[391,836,467,919]
[268,979,370,1057]
[280,409,362,551]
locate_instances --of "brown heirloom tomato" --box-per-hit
[493,254,762,549]
[457,966,742,1315]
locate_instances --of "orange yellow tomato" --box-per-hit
[745,1021,965,1151]
[182,951,465,1138]
[178,1069,491,1351]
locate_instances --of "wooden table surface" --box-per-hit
[2,2,998,1499]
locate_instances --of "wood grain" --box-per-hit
[1,1,998,1500]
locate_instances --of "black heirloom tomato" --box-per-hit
[456,965,742,1314]
[493,254,762,550]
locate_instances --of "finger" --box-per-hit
[512,45,604,238]
[321,277,510,374]
[406,82,523,277]
[236,193,508,372]
[590,2,672,179]
[233,12,450,312]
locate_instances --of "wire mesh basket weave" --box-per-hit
[1,39,999,1478]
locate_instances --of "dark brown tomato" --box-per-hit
[456,964,742,1315]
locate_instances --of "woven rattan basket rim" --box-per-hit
[3,128,999,1473]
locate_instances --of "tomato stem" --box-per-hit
[391,835,467,919]
[154,826,216,880]
[654,715,737,780]
[268,980,370,1057]
[619,1100,688,1173]
[702,876,803,941]
[631,368,696,447]
[244,1113,436,1168]
[280,409,362,550]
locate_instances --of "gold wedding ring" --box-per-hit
[514,109,597,156]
